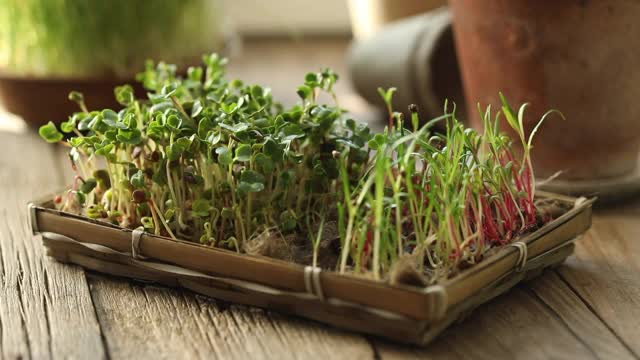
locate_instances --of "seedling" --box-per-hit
[41,54,365,254]
[41,54,558,284]
[335,94,558,282]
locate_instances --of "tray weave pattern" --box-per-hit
[26,194,592,345]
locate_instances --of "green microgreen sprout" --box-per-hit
[41,53,364,256]
[335,91,559,282]
[40,54,560,285]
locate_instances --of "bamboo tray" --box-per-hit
[27,191,594,345]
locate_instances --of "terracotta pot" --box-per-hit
[0,75,145,128]
[449,0,640,180]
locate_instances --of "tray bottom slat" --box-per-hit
[41,233,576,345]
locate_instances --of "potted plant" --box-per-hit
[0,0,224,126]
[32,53,593,344]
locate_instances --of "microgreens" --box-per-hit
[41,54,368,253]
[335,94,557,281]
[41,54,557,284]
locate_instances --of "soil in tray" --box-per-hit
[241,198,571,285]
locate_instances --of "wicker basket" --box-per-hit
[27,191,593,345]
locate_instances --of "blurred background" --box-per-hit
[1,0,638,199]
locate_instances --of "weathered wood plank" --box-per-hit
[558,211,640,357]
[529,270,636,360]
[0,131,106,359]
[88,275,374,360]
[373,287,599,360]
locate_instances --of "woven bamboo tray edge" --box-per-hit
[27,192,594,345]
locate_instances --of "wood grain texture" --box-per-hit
[0,132,106,359]
[558,210,640,358]
[88,275,373,360]
[528,271,636,360]
[373,287,599,360]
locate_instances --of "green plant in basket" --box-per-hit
[335,90,561,282]
[40,54,368,255]
[40,54,561,285]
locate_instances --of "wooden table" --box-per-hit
[1,38,639,360]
